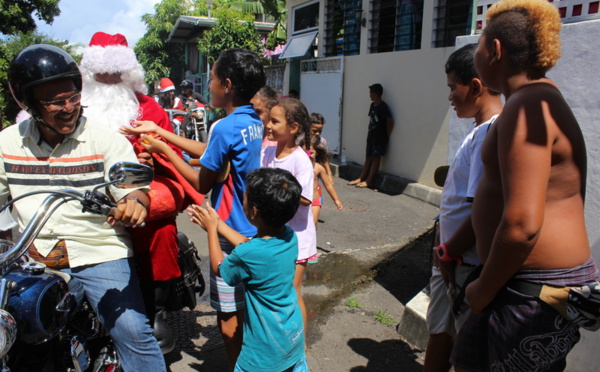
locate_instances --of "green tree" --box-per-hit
[135,0,208,89]
[225,0,287,50]
[198,7,263,64]
[0,0,61,35]
[0,32,74,128]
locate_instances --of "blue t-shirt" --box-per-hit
[220,226,304,372]
[200,105,263,237]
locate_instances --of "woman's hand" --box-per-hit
[119,120,160,136]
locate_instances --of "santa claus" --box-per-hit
[80,32,202,354]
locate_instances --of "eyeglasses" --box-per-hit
[38,92,82,112]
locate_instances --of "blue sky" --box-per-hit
[35,0,161,47]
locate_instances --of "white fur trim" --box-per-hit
[80,45,141,74]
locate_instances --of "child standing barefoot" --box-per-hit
[188,168,308,372]
[261,98,316,344]
[305,137,343,228]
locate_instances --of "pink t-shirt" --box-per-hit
[261,146,317,260]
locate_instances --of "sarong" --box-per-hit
[451,257,599,372]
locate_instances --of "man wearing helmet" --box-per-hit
[2,44,165,371]
[179,80,208,110]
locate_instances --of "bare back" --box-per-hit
[472,81,590,270]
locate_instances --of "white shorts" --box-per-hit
[425,265,476,336]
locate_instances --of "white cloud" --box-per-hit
[36,0,161,46]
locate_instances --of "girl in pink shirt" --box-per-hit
[261,98,316,341]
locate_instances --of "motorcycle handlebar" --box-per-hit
[0,188,118,270]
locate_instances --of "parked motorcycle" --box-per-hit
[165,103,208,143]
[0,162,153,372]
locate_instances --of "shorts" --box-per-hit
[297,254,318,264]
[317,182,323,205]
[450,286,579,372]
[311,198,322,207]
[426,264,476,336]
[234,355,309,372]
[210,238,246,312]
[365,141,387,157]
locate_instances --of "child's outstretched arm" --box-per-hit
[140,134,200,190]
[318,164,343,210]
[187,204,249,248]
[187,203,224,275]
[324,158,335,185]
[121,120,207,158]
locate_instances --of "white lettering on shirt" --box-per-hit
[240,123,264,145]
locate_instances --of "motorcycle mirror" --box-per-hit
[108,162,154,188]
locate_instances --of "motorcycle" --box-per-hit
[166,103,208,143]
[0,162,153,372]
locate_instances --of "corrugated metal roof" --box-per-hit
[168,15,276,43]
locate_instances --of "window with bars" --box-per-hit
[324,0,363,56]
[369,0,424,53]
[432,0,472,48]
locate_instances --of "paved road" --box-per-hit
[166,178,439,371]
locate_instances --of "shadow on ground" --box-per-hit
[371,228,434,304]
[347,338,423,371]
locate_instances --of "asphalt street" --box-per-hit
[166,176,439,371]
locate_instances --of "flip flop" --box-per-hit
[347,179,361,186]
[355,182,370,188]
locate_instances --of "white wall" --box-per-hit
[554,19,600,372]
[451,20,600,372]
[341,48,452,186]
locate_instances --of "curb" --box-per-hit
[396,290,430,350]
[330,160,441,207]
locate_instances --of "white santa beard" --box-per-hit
[81,79,141,131]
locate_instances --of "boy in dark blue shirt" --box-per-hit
[348,83,394,189]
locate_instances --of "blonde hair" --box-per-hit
[485,0,561,75]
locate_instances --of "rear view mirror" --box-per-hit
[108,162,154,188]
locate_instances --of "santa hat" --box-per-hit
[80,32,141,74]
[159,78,175,93]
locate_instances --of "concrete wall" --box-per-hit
[451,19,600,371]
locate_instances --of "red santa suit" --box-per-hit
[127,93,189,281]
[80,32,203,282]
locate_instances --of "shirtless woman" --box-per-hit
[449,1,599,371]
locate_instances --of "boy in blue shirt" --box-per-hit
[189,167,308,372]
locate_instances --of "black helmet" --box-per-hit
[180,80,194,89]
[8,44,82,120]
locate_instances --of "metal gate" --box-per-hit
[300,57,344,155]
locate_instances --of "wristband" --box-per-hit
[435,243,463,265]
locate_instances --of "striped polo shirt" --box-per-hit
[0,117,146,268]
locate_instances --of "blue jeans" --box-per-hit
[64,258,166,372]
[233,355,309,372]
